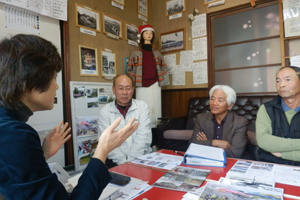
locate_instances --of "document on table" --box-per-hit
[218,177,280,193]
[116,178,152,200]
[131,152,183,170]
[226,160,300,187]
[199,182,283,200]
[68,172,122,200]
[225,160,275,183]
[68,172,151,200]
[273,165,300,187]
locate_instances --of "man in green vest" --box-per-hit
[256,66,300,166]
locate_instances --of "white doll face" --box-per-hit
[142,30,153,44]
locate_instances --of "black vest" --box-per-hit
[258,95,300,166]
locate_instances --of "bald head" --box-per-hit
[113,74,134,87]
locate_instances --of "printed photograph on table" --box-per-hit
[79,45,98,76]
[101,50,116,77]
[103,13,122,38]
[160,28,185,53]
[166,0,185,17]
[204,0,222,5]
[126,23,139,42]
[138,0,148,17]
[199,182,283,200]
[75,3,100,32]
[153,166,210,192]
[112,0,125,6]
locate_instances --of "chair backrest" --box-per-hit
[186,95,276,131]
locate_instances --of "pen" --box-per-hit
[174,150,184,156]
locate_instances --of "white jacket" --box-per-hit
[98,99,152,164]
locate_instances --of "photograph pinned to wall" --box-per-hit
[204,0,222,5]
[112,0,125,6]
[79,45,98,76]
[86,88,99,108]
[86,88,98,98]
[98,96,108,104]
[78,139,98,166]
[87,100,99,108]
[73,86,86,98]
[107,95,115,103]
[138,0,148,18]
[160,28,185,53]
[166,0,185,17]
[126,23,139,43]
[98,85,115,104]
[101,50,116,77]
[103,13,122,38]
[76,116,98,137]
[75,3,101,32]
[124,57,129,72]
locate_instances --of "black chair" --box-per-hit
[158,95,275,160]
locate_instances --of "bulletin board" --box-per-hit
[0,2,66,166]
[69,81,114,171]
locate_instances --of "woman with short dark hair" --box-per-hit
[0,34,139,199]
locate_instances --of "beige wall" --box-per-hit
[67,0,255,87]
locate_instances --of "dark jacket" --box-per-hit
[189,111,249,158]
[0,106,111,199]
[258,95,300,166]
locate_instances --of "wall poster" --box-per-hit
[70,81,115,171]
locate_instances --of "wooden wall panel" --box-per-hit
[162,89,209,117]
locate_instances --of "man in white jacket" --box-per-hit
[99,74,152,168]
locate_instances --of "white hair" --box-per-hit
[209,85,236,106]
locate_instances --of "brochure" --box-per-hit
[153,166,210,192]
[199,182,283,200]
[225,160,275,183]
[131,152,183,170]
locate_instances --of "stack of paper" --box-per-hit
[183,143,226,167]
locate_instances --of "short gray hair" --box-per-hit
[209,85,236,106]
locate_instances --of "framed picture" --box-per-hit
[204,0,222,5]
[79,45,98,76]
[166,0,186,17]
[112,0,125,6]
[101,50,116,77]
[103,13,122,38]
[160,28,185,53]
[75,3,101,32]
[125,23,138,42]
[138,0,148,18]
